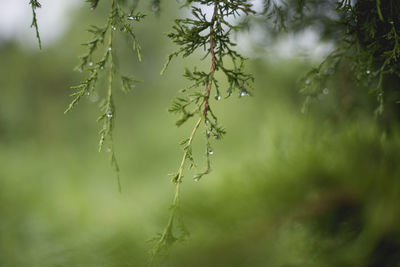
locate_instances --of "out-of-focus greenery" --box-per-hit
[1,2,400,267]
[260,0,400,117]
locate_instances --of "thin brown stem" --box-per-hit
[203,0,219,116]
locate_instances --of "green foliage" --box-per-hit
[162,0,255,181]
[86,0,100,9]
[151,0,254,259]
[28,0,254,256]
[3,33,400,266]
[25,0,400,264]
[29,0,42,50]
[64,0,144,191]
[262,0,400,116]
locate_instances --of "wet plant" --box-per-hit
[64,0,144,191]
[26,0,400,264]
[261,0,400,116]
[151,0,254,260]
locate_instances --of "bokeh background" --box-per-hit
[1,1,400,266]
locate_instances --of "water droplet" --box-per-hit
[323,88,329,95]
[194,178,199,182]
[107,112,113,118]
[108,47,112,51]
[128,16,135,20]
[389,21,394,25]
[111,26,116,31]
[90,7,94,11]
[214,134,220,140]
[323,69,332,75]
[206,130,210,135]
[305,79,311,85]
[88,62,93,66]
[208,151,214,155]
[378,93,383,97]
[205,120,209,125]
[366,70,371,75]
[86,91,90,96]
[89,92,99,102]
[240,92,249,97]
[152,4,159,12]
[215,95,221,100]
[101,135,105,141]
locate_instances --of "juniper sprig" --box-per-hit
[64,0,144,191]
[151,0,254,260]
[29,0,42,49]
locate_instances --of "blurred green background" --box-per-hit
[1,1,400,267]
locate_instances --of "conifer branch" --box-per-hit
[162,0,254,183]
[278,0,400,115]
[152,0,254,260]
[29,0,42,49]
[151,117,202,263]
[202,0,218,117]
[65,0,144,191]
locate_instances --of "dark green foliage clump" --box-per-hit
[262,0,400,116]
[166,120,400,267]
